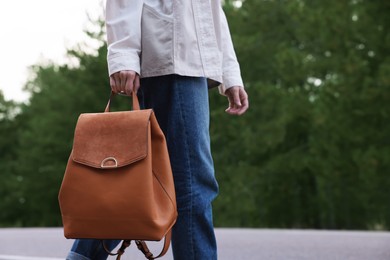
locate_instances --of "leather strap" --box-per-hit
[102,240,131,259]
[101,232,171,260]
[135,231,172,260]
[104,91,140,112]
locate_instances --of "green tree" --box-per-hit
[0,92,24,226]
[210,0,389,229]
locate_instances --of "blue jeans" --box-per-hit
[67,75,219,260]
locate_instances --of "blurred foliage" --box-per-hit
[0,0,389,229]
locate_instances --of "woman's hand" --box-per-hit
[225,86,249,115]
[109,70,140,96]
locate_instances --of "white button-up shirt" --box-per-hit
[105,0,243,94]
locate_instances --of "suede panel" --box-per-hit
[72,109,152,169]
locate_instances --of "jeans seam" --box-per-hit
[175,76,195,259]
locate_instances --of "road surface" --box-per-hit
[0,228,389,260]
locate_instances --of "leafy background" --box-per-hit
[0,0,389,230]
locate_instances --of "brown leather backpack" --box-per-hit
[58,92,177,259]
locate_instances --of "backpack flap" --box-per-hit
[72,109,153,169]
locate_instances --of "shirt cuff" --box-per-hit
[219,72,244,95]
[107,52,141,76]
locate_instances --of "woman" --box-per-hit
[67,1,248,259]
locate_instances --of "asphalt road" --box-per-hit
[0,228,389,260]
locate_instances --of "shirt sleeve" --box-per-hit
[105,0,144,76]
[218,6,244,94]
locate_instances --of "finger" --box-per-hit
[110,77,117,93]
[228,88,241,113]
[236,104,248,115]
[225,106,239,115]
[225,92,234,112]
[118,71,127,93]
[240,97,249,115]
[134,75,140,93]
[112,74,122,94]
[233,89,242,108]
[124,75,134,96]
[236,91,249,115]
